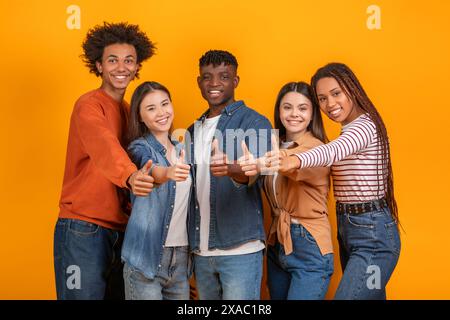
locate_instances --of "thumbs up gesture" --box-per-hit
[210,139,230,177]
[128,159,155,196]
[261,134,281,174]
[166,149,191,181]
[237,141,259,176]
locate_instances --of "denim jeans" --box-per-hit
[193,250,263,300]
[334,207,401,300]
[53,218,124,300]
[123,246,190,300]
[267,224,334,300]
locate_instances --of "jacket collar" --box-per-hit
[143,132,179,155]
[283,131,315,150]
[197,100,245,123]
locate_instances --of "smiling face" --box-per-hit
[197,63,239,111]
[279,91,313,141]
[139,90,174,135]
[96,43,138,99]
[315,77,362,125]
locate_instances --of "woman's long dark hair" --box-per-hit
[127,81,172,145]
[311,63,399,223]
[274,81,328,144]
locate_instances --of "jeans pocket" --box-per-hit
[303,227,318,246]
[385,220,401,256]
[346,213,375,229]
[68,219,99,236]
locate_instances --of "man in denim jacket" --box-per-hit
[185,50,273,299]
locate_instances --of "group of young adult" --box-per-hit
[54,22,401,300]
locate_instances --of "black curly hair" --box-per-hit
[199,50,238,70]
[81,22,156,78]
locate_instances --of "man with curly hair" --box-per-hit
[54,22,156,300]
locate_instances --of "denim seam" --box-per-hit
[385,221,401,256]
[68,220,100,236]
[110,230,119,267]
[346,213,375,229]
[253,252,260,299]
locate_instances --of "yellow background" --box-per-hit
[1,0,449,299]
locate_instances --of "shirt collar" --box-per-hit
[285,131,315,149]
[197,100,245,123]
[144,132,179,155]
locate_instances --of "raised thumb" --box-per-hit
[241,140,251,158]
[211,139,220,156]
[143,159,153,174]
[178,149,186,163]
[271,133,279,152]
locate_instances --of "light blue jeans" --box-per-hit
[267,224,334,300]
[123,246,190,300]
[193,250,263,300]
[335,207,401,300]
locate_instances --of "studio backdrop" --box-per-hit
[1,0,449,299]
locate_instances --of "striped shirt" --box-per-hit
[296,114,386,203]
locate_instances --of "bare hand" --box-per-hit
[128,160,155,196]
[166,149,190,181]
[237,140,259,176]
[279,153,301,173]
[210,139,230,177]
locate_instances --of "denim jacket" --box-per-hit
[121,133,193,279]
[185,100,273,252]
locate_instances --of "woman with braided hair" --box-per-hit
[276,63,401,299]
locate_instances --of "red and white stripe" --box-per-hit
[296,114,387,203]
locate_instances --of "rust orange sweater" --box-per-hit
[58,89,137,231]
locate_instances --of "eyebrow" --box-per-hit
[317,87,340,96]
[106,54,135,58]
[283,102,310,107]
[144,99,169,108]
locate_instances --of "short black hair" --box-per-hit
[199,50,238,70]
[81,22,156,78]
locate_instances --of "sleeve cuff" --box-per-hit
[121,164,138,189]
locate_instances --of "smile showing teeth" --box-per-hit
[156,118,169,125]
[329,108,342,117]
[208,90,221,97]
[113,75,128,80]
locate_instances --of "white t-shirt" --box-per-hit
[165,173,191,247]
[194,115,265,256]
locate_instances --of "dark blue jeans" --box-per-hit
[53,218,125,300]
[335,207,401,300]
[267,224,334,300]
